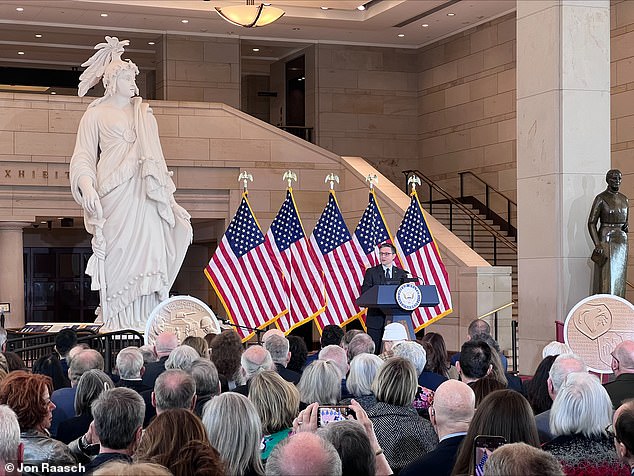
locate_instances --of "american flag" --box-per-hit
[204,193,287,341]
[354,190,402,269]
[394,191,453,330]
[311,191,366,330]
[267,189,325,333]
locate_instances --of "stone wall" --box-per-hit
[611,0,634,301]
[414,13,517,214]
[155,35,240,108]
[315,44,419,188]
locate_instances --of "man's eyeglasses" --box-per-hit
[612,352,620,366]
[379,252,394,256]
[606,424,618,440]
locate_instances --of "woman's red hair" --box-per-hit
[0,370,53,430]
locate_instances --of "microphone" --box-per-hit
[402,269,424,283]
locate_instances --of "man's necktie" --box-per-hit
[385,268,390,279]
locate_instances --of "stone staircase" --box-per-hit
[423,201,518,366]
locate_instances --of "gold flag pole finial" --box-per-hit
[325,173,340,190]
[283,170,297,189]
[366,174,378,190]
[407,174,421,193]
[238,171,253,192]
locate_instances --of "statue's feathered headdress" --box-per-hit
[78,36,130,97]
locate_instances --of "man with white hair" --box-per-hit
[141,331,178,388]
[347,333,375,362]
[535,353,587,443]
[0,405,21,476]
[401,380,476,476]
[266,432,342,476]
[232,345,274,396]
[164,345,199,372]
[604,340,634,409]
[264,334,301,384]
[319,345,351,399]
[115,347,151,394]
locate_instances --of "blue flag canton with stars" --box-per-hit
[270,190,305,253]
[225,197,264,258]
[355,193,389,255]
[313,193,352,255]
[396,198,432,256]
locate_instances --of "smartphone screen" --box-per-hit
[473,435,506,476]
[317,406,349,427]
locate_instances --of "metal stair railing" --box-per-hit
[6,329,144,374]
[458,170,517,237]
[402,170,517,264]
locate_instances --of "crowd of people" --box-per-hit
[0,321,633,476]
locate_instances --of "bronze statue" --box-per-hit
[588,169,629,297]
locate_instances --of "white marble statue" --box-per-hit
[70,37,192,331]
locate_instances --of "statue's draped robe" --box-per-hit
[70,97,192,331]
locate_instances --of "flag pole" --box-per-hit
[282,170,297,325]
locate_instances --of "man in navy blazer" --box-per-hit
[400,379,475,476]
[360,243,409,353]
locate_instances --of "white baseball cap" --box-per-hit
[382,322,408,341]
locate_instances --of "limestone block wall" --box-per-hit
[0,93,510,354]
[414,13,517,218]
[611,0,634,303]
[155,35,240,107]
[315,44,419,188]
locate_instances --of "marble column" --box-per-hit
[0,221,29,328]
[516,1,611,373]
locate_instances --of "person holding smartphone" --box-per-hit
[451,390,540,476]
[292,399,393,476]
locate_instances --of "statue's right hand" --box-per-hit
[79,180,102,219]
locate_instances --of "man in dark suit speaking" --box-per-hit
[360,242,408,353]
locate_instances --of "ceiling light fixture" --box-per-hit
[50,91,56,95]
[35,33,42,38]
[357,5,366,11]
[320,6,329,10]
[397,33,404,37]
[215,0,285,28]
[447,12,455,16]
[148,41,155,45]
[252,48,260,52]
[100,13,108,17]
[422,23,429,27]
[17,51,24,55]
[16,7,24,12]
[181,19,189,23]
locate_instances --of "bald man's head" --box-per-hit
[431,379,475,438]
[155,332,178,357]
[241,345,274,381]
[265,432,342,476]
[613,341,634,376]
[262,329,285,344]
